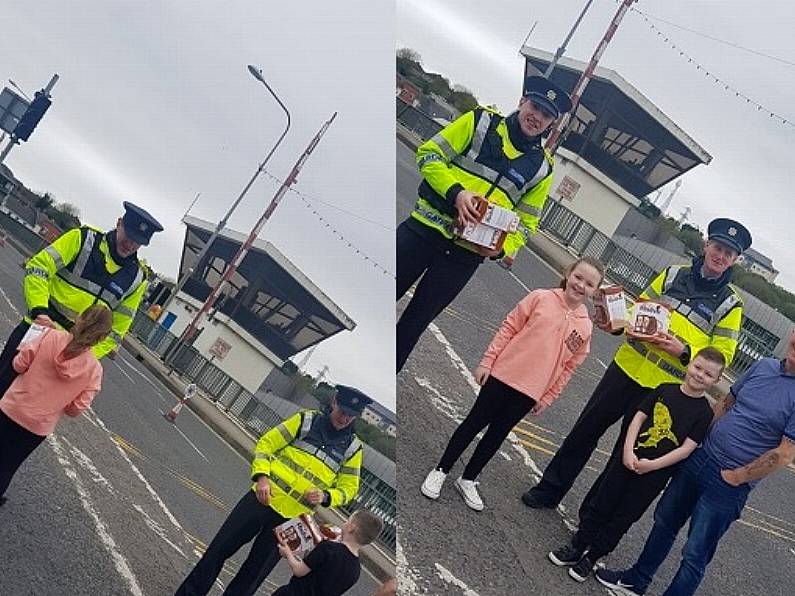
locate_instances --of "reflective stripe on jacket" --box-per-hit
[614,265,743,388]
[250,410,362,519]
[23,226,148,358]
[412,107,554,258]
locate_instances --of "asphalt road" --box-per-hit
[0,242,378,595]
[396,140,795,596]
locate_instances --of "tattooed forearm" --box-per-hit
[733,451,782,484]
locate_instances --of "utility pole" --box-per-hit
[543,0,596,77]
[546,0,637,153]
[165,113,337,366]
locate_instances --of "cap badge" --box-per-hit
[139,222,148,232]
[351,397,359,404]
[728,227,737,236]
[546,90,557,101]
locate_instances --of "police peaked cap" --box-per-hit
[707,218,752,254]
[334,385,373,416]
[122,201,164,246]
[523,76,573,119]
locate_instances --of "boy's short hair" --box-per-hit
[693,346,726,370]
[350,509,384,546]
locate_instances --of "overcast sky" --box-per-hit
[1,1,395,410]
[398,0,795,294]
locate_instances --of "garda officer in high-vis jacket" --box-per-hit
[523,218,751,512]
[175,385,371,596]
[0,201,163,396]
[396,76,573,372]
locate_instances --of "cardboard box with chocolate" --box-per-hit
[455,197,519,251]
[593,285,629,332]
[629,300,671,337]
[273,514,324,558]
[273,514,342,558]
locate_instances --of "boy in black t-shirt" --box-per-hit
[547,347,724,584]
[273,509,384,596]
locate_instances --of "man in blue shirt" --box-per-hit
[595,330,795,596]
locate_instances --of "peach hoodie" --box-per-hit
[479,288,592,407]
[0,328,102,436]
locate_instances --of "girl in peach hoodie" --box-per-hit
[0,304,112,506]
[421,256,605,511]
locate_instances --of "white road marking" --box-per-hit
[159,410,211,463]
[48,435,145,596]
[84,408,185,532]
[414,320,595,588]
[499,451,512,461]
[435,563,480,596]
[507,270,532,293]
[117,353,165,394]
[596,358,609,369]
[60,436,188,558]
[396,536,423,595]
[112,360,136,384]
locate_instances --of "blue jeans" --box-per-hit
[624,447,751,596]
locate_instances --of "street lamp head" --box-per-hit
[247,65,265,83]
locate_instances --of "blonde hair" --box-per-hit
[64,305,113,358]
[559,256,605,290]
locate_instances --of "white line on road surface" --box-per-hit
[596,358,609,369]
[117,353,166,395]
[507,270,532,293]
[48,435,145,596]
[61,436,189,558]
[159,410,211,462]
[435,563,480,596]
[113,360,136,384]
[85,409,185,532]
[396,537,423,595]
[416,319,604,590]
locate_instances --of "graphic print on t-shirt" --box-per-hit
[636,401,679,449]
[633,384,714,461]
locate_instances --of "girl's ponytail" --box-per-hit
[64,305,113,358]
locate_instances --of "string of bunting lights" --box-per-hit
[261,170,395,278]
[630,7,795,128]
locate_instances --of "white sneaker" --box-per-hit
[421,469,447,499]
[454,477,484,511]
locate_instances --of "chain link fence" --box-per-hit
[128,313,396,552]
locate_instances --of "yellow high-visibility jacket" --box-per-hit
[250,410,362,519]
[23,226,148,358]
[412,107,554,258]
[614,264,743,388]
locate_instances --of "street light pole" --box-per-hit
[543,0,596,77]
[166,112,337,366]
[156,65,291,322]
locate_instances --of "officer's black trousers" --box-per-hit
[174,490,287,596]
[0,409,46,499]
[527,362,653,508]
[396,220,482,372]
[0,321,31,399]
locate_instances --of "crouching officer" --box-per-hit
[175,385,372,596]
[396,75,572,372]
[0,201,163,396]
